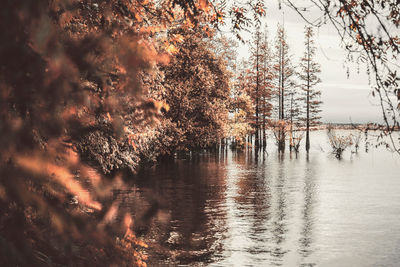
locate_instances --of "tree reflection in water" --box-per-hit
[118,149,322,266]
[299,160,317,266]
[113,132,400,266]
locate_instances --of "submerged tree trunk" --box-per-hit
[289,93,293,152]
[278,130,285,153]
[262,114,266,150]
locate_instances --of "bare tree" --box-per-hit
[327,125,353,159]
[292,129,304,155]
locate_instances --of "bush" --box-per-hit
[327,125,353,159]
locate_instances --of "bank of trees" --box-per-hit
[247,28,274,150]
[234,24,323,153]
[0,0,264,266]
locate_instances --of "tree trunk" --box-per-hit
[262,109,266,150]
[305,36,311,153]
[278,33,285,153]
[255,35,260,149]
[278,130,285,153]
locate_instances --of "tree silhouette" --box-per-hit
[299,26,323,153]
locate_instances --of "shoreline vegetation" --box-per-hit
[320,123,400,131]
[0,1,399,266]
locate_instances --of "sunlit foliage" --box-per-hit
[160,28,231,151]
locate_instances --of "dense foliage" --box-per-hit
[0,0,265,265]
[160,29,231,151]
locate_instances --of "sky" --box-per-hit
[231,1,384,124]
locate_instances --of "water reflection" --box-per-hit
[120,131,400,266]
[128,155,230,265]
[270,156,289,266]
[232,151,273,264]
[299,161,317,266]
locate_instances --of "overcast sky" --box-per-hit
[231,1,383,124]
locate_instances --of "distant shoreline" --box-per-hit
[318,123,399,131]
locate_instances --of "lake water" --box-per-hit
[126,130,400,266]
